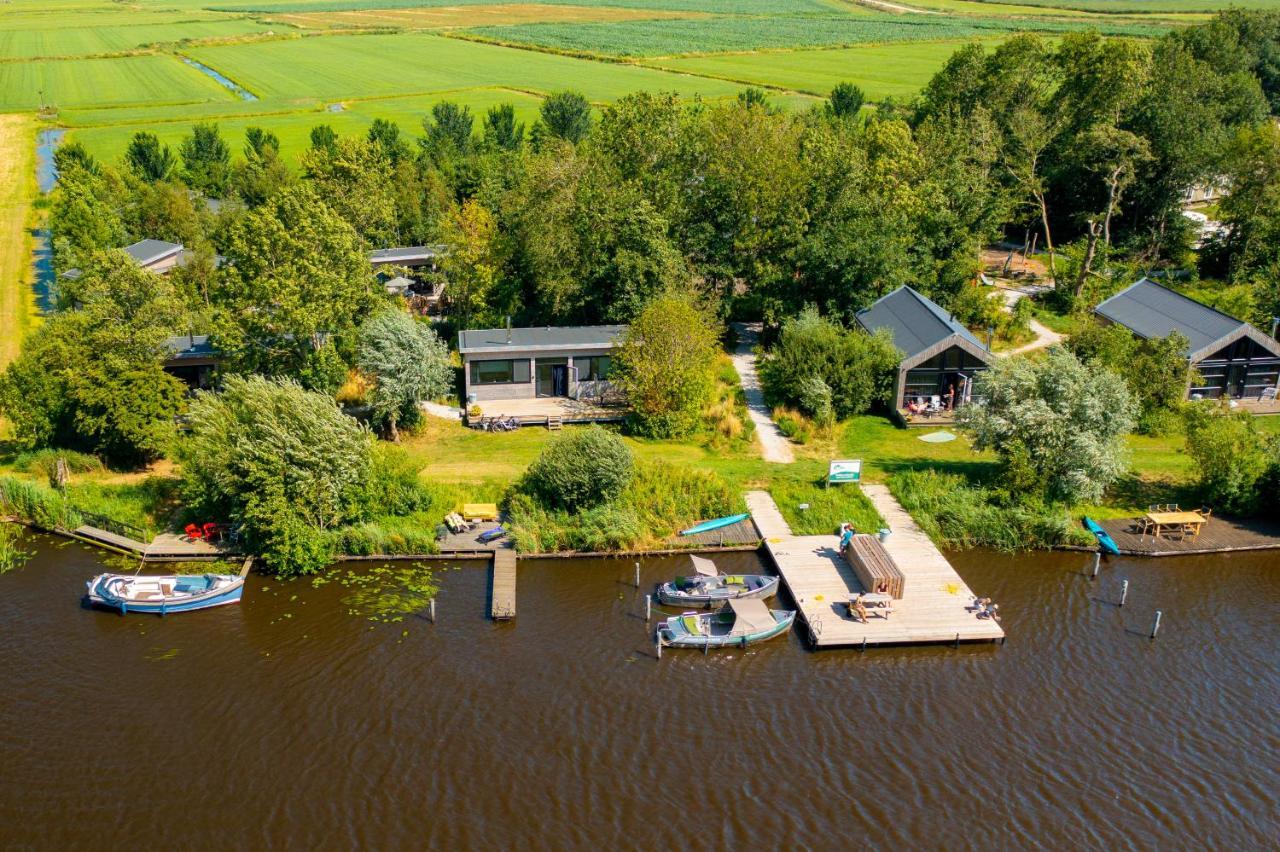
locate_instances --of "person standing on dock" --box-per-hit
[839,522,855,551]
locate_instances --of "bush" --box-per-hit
[795,375,834,426]
[760,307,899,418]
[11,449,104,482]
[522,426,634,511]
[773,406,815,444]
[890,470,1092,551]
[1183,403,1276,514]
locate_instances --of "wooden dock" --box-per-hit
[1096,515,1280,556]
[70,527,237,562]
[490,547,517,620]
[748,488,1004,648]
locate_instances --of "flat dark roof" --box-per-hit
[162,334,217,361]
[369,246,443,265]
[459,325,626,355]
[855,286,987,360]
[124,239,183,267]
[1093,278,1255,356]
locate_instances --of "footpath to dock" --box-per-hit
[748,488,1004,647]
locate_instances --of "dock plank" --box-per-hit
[491,548,517,620]
[753,487,1004,647]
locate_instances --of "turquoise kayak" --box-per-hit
[680,513,751,536]
[1083,517,1120,555]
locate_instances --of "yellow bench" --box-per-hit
[463,503,499,522]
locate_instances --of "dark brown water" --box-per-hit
[1,532,1276,849]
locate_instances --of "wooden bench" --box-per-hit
[843,534,906,600]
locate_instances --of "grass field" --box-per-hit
[945,0,1280,10]
[0,53,238,111]
[66,89,548,163]
[647,39,982,98]
[0,114,36,368]
[184,32,744,101]
[267,3,704,30]
[0,19,277,60]
[214,0,841,13]
[465,12,1163,57]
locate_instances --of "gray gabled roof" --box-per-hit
[855,286,987,361]
[124,239,183,267]
[369,245,444,265]
[1094,278,1256,358]
[162,334,218,362]
[458,325,626,355]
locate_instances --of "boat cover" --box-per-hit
[689,555,718,577]
[728,598,776,633]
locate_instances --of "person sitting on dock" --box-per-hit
[851,594,869,624]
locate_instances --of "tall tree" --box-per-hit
[179,122,231,197]
[482,103,524,151]
[540,91,591,144]
[301,137,398,245]
[125,132,175,182]
[423,101,474,159]
[440,199,500,330]
[356,310,452,441]
[827,82,865,120]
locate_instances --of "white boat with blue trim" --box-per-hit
[657,598,795,649]
[86,572,245,615]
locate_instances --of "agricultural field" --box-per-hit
[264,3,704,30]
[0,53,237,111]
[0,19,275,60]
[946,0,1280,10]
[0,113,35,368]
[464,12,1164,57]
[647,40,984,99]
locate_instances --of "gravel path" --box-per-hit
[730,322,795,465]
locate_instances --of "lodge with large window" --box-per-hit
[458,325,624,403]
[1094,278,1280,403]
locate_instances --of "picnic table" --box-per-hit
[848,592,895,621]
[463,503,499,522]
[1144,510,1207,539]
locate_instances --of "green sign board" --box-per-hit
[828,459,861,483]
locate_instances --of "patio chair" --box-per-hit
[1261,387,1276,402]
[1198,507,1213,520]
[202,522,221,542]
[183,523,205,541]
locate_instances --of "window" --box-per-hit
[470,359,530,385]
[574,356,611,381]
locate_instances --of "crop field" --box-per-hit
[0,53,237,111]
[647,39,987,99]
[951,0,1280,10]
[184,32,743,101]
[0,19,277,60]
[213,0,840,13]
[0,113,36,367]
[267,3,703,30]
[465,12,1164,57]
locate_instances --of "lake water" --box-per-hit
[0,533,1275,848]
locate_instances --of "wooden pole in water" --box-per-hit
[655,632,662,660]
[645,594,651,622]
[1150,610,1162,639]
[634,562,640,588]
[1091,552,1100,580]
[430,598,435,623]
[1120,579,1129,607]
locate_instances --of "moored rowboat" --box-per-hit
[657,555,778,607]
[85,572,245,615]
[656,598,795,649]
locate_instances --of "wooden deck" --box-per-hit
[750,488,1004,647]
[668,516,761,548]
[471,396,626,426]
[1096,515,1280,556]
[71,527,237,562]
[490,547,517,620]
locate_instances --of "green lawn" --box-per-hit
[0,18,275,60]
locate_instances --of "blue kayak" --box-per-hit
[679,513,751,536]
[1083,517,1120,555]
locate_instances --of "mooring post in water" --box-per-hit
[1150,610,1162,639]
[1120,579,1129,607]
[861,636,867,653]
[645,594,651,622]
[954,632,960,648]
[1091,552,1100,580]
[655,635,662,660]
[634,562,640,588]
[430,598,436,623]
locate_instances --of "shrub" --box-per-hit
[760,307,899,418]
[522,426,634,511]
[12,449,104,481]
[0,476,80,530]
[773,406,814,444]
[1183,403,1276,514]
[795,374,834,426]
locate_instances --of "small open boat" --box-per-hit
[1083,517,1120,555]
[679,513,750,536]
[85,572,245,615]
[657,555,778,607]
[656,598,795,649]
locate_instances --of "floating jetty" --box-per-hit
[490,548,517,620]
[747,487,1004,648]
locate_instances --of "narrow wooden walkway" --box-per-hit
[1097,516,1280,556]
[491,547,517,620]
[752,488,1004,647]
[70,526,238,562]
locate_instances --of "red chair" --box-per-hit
[202,523,221,542]
[184,523,205,541]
